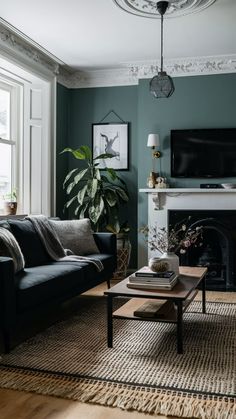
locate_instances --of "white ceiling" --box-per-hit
[0,0,235,71]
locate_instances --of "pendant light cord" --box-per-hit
[160,13,163,72]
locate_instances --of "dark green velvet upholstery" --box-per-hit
[8,220,51,267]
[0,229,116,352]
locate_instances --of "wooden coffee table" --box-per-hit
[104,266,207,354]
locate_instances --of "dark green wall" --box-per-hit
[57,85,138,267]
[137,73,236,265]
[56,83,70,219]
[57,73,236,268]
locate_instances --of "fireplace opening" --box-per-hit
[168,210,236,291]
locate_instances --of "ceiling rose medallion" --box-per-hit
[113,0,216,18]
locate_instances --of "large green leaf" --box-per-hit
[94,153,114,160]
[64,195,77,208]
[66,181,76,195]
[61,148,86,160]
[74,168,89,184]
[89,195,104,225]
[105,190,118,207]
[94,168,101,181]
[113,186,129,202]
[80,145,92,160]
[75,200,89,218]
[106,168,117,181]
[91,179,98,198]
[63,168,78,188]
[77,185,87,205]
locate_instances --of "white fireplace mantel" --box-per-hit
[139,188,236,211]
[139,188,236,259]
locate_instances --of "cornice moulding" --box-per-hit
[58,55,236,89]
[0,19,235,88]
[0,21,62,78]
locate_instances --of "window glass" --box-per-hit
[0,89,10,140]
[0,143,11,197]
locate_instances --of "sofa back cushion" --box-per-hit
[49,218,100,256]
[8,219,51,267]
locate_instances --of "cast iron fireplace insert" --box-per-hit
[168,210,236,291]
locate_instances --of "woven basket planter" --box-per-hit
[113,233,131,280]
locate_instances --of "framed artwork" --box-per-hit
[92,122,129,170]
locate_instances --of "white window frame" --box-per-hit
[0,79,21,210]
[0,54,56,217]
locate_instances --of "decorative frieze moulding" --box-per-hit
[113,0,216,18]
[128,55,236,80]
[58,54,236,89]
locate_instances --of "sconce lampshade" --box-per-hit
[147,133,160,148]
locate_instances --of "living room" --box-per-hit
[0,1,235,418]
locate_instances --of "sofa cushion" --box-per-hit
[8,219,51,268]
[0,227,25,273]
[16,262,87,311]
[49,218,99,256]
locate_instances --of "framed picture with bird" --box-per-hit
[92,122,129,170]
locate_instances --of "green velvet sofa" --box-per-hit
[0,219,116,352]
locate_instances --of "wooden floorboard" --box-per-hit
[0,388,171,419]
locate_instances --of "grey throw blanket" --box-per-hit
[0,227,25,272]
[26,215,103,272]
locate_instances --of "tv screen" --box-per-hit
[171,128,236,178]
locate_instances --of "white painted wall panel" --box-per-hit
[30,88,42,120]
[30,125,42,214]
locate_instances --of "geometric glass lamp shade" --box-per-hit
[150,1,175,99]
[150,72,175,98]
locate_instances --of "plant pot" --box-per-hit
[149,252,179,274]
[113,233,131,280]
[3,201,17,216]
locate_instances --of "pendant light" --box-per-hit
[150,1,175,98]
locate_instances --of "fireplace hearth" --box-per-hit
[169,210,236,291]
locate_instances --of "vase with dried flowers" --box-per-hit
[140,217,203,274]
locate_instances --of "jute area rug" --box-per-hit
[0,296,235,419]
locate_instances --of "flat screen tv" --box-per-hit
[171,128,236,178]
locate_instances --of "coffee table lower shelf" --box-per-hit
[113,290,198,323]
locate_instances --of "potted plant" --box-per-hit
[3,189,17,216]
[62,145,129,232]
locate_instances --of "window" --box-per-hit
[0,81,17,207]
[0,56,55,217]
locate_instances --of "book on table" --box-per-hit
[129,272,178,285]
[127,275,178,290]
[133,299,173,318]
[134,266,175,278]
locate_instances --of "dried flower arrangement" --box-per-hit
[140,217,203,255]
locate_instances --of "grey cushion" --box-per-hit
[49,218,100,256]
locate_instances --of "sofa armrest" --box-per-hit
[0,257,17,330]
[93,233,117,256]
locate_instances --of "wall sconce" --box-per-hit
[147,133,161,165]
[147,133,161,187]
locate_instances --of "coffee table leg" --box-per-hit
[176,301,183,354]
[202,275,206,314]
[107,295,113,348]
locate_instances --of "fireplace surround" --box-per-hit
[139,187,236,291]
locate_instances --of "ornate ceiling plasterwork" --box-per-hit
[0,18,235,89]
[113,0,216,18]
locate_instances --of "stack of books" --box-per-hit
[127,266,178,290]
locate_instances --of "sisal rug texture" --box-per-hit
[0,297,235,419]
